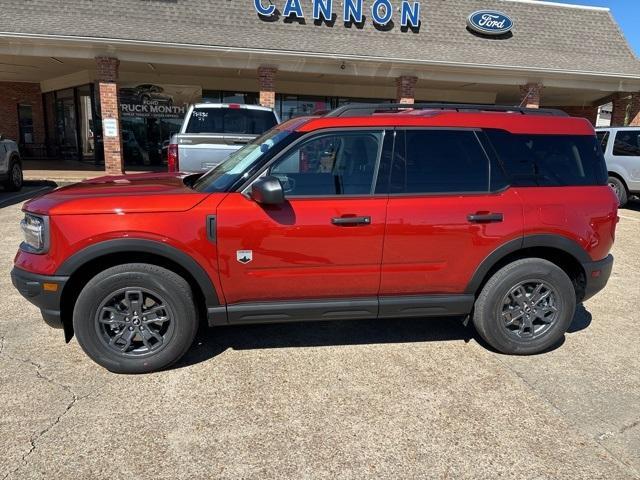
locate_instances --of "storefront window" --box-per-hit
[202,91,259,105]
[278,94,332,121]
[222,91,259,105]
[55,88,79,159]
[118,83,201,168]
[18,104,34,144]
[77,85,95,159]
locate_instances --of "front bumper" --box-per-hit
[11,267,69,329]
[581,254,614,302]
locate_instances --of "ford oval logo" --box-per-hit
[467,10,514,36]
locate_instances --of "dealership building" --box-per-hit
[1,0,640,174]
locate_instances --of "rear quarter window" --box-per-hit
[485,130,607,187]
[186,108,278,135]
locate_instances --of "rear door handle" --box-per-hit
[467,213,504,223]
[331,216,372,226]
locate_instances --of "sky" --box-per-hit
[544,0,640,56]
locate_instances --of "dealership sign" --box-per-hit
[254,0,421,28]
[467,10,514,36]
[118,83,202,119]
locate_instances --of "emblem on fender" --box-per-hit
[237,250,253,264]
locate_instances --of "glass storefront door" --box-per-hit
[55,89,78,159]
[77,85,95,160]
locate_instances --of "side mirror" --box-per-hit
[251,175,285,205]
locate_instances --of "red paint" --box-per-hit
[215,193,387,303]
[14,112,617,308]
[381,189,524,295]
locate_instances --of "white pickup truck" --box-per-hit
[0,135,23,191]
[167,103,279,172]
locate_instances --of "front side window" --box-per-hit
[485,130,607,186]
[269,131,383,196]
[613,130,640,157]
[386,130,490,194]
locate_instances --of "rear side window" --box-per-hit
[485,130,607,187]
[386,130,490,194]
[613,130,640,157]
[186,108,277,135]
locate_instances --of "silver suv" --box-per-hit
[596,127,640,206]
[0,135,23,191]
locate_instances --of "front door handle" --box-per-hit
[331,216,372,226]
[467,213,504,223]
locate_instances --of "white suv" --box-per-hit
[596,127,640,206]
[0,135,23,191]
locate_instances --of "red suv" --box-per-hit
[11,104,617,373]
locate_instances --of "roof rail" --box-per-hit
[325,103,569,117]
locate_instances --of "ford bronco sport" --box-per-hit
[11,104,617,374]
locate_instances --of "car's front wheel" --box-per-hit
[473,258,576,355]
[73,263,198,374]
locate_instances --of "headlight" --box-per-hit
[20,213,49,254]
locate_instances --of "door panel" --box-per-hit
[216,193,387,304]
[380,190,524,295]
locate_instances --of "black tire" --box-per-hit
[608,175,628,207]
[73,263,198,374]
[3,160,23,192]
[473,258,576,355]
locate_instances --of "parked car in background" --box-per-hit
[596,127,640,207]
[168,103,279,172]
[11,103,617,373]
[0,135,23,191]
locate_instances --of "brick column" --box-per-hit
[519,83,543,109]
[611,93,640,126]
[258,66,277,109]
[396,76,417,104]
[96,56,124,175]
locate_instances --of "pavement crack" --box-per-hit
[1,354,88,480]
[620,419,640,434]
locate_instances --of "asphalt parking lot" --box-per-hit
[0,195,639,480]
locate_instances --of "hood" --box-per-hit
[24,172,208,215]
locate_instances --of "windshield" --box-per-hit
[192,128,295,192]
[186,107,278,135]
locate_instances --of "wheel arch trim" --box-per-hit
[56,238,220,307]
[465,234,591,295]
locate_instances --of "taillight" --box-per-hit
[167,143,179,172]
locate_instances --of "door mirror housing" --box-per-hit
[251,176,285,205]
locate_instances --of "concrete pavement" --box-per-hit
[0,200,638,480]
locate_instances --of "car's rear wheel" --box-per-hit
[473,258,576,355]
[73,263,198,374]
[3,160,23,192]
[608,175,628,207]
